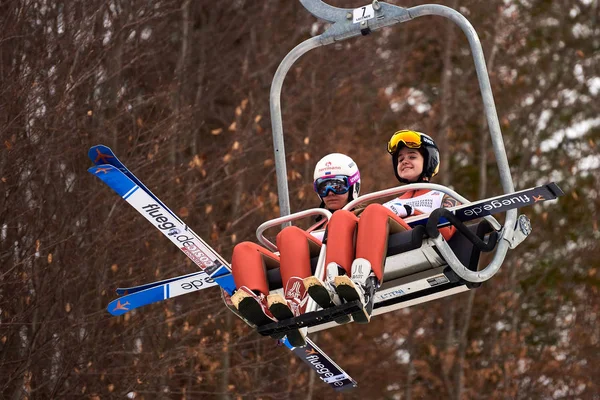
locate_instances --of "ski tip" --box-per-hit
[107,299,131,316]
[88,164,117,175]
[547,182,565,197]
[88,145,115,166]
[88,164,138,198]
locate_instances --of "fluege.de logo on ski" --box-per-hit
[304,348,345,387]
[179,276,213,291]
[168,274,216,297]
[460,194,532,217]
[142,203,215,269]
[142,203,179,231]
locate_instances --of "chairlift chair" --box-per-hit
[222,0,562,341]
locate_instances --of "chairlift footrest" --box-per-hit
[256,300,362,337]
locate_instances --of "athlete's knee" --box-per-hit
[330,209,356,221]
[328,209,358,231]
[361,203,385,217]
[232,242,261,271]
[277,225,306,242]
[232,241,256,259]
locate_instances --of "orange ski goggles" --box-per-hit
[387,130,424,154]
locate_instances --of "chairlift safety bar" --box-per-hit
[256,208,332,252]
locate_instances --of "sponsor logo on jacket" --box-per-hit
[404,199,434,209]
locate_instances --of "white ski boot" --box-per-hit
[303,263,351,324]
[303,263,342,309]
[334,258,378,324]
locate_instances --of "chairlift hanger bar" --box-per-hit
[271,0,515,222]
[270,0,519,285]
[300,0,413,40]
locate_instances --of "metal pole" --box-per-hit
[406,5,517,246]
[408,5,515,195]
[270,36,323,218]
[299,0,348,23]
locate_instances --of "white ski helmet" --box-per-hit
[313,153,361,203]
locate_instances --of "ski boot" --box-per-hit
[231,286,276,327]
[267,277,308,348]
[334,258,378,324]
[303,263,343,309]
[303,263,351,324]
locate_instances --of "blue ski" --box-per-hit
[108,272,218,316]
[89,145,188,225]
[89,164,235,294]
[89,145,234,291]
[116,271,205,295]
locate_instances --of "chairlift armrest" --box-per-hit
[426,208,498,252]
[430,209,518,283]
[256,208,332,252]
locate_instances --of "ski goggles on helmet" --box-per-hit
[387,130,428,154]
[314,176,350,198]
[314,171,362,198]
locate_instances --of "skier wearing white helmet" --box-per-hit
[230,153,361,347]
[312,153,361,211]
[305,130,461,324]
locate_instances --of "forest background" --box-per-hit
[1,0,599,399]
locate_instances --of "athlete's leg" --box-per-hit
[270,226,322,317]
[323,210,359,276]
[304,210,357,316]
[276,226,322,285]
[335,204,410,323]
[355,204,410,282]
[231,241,280,295]
[231,242,280,326]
